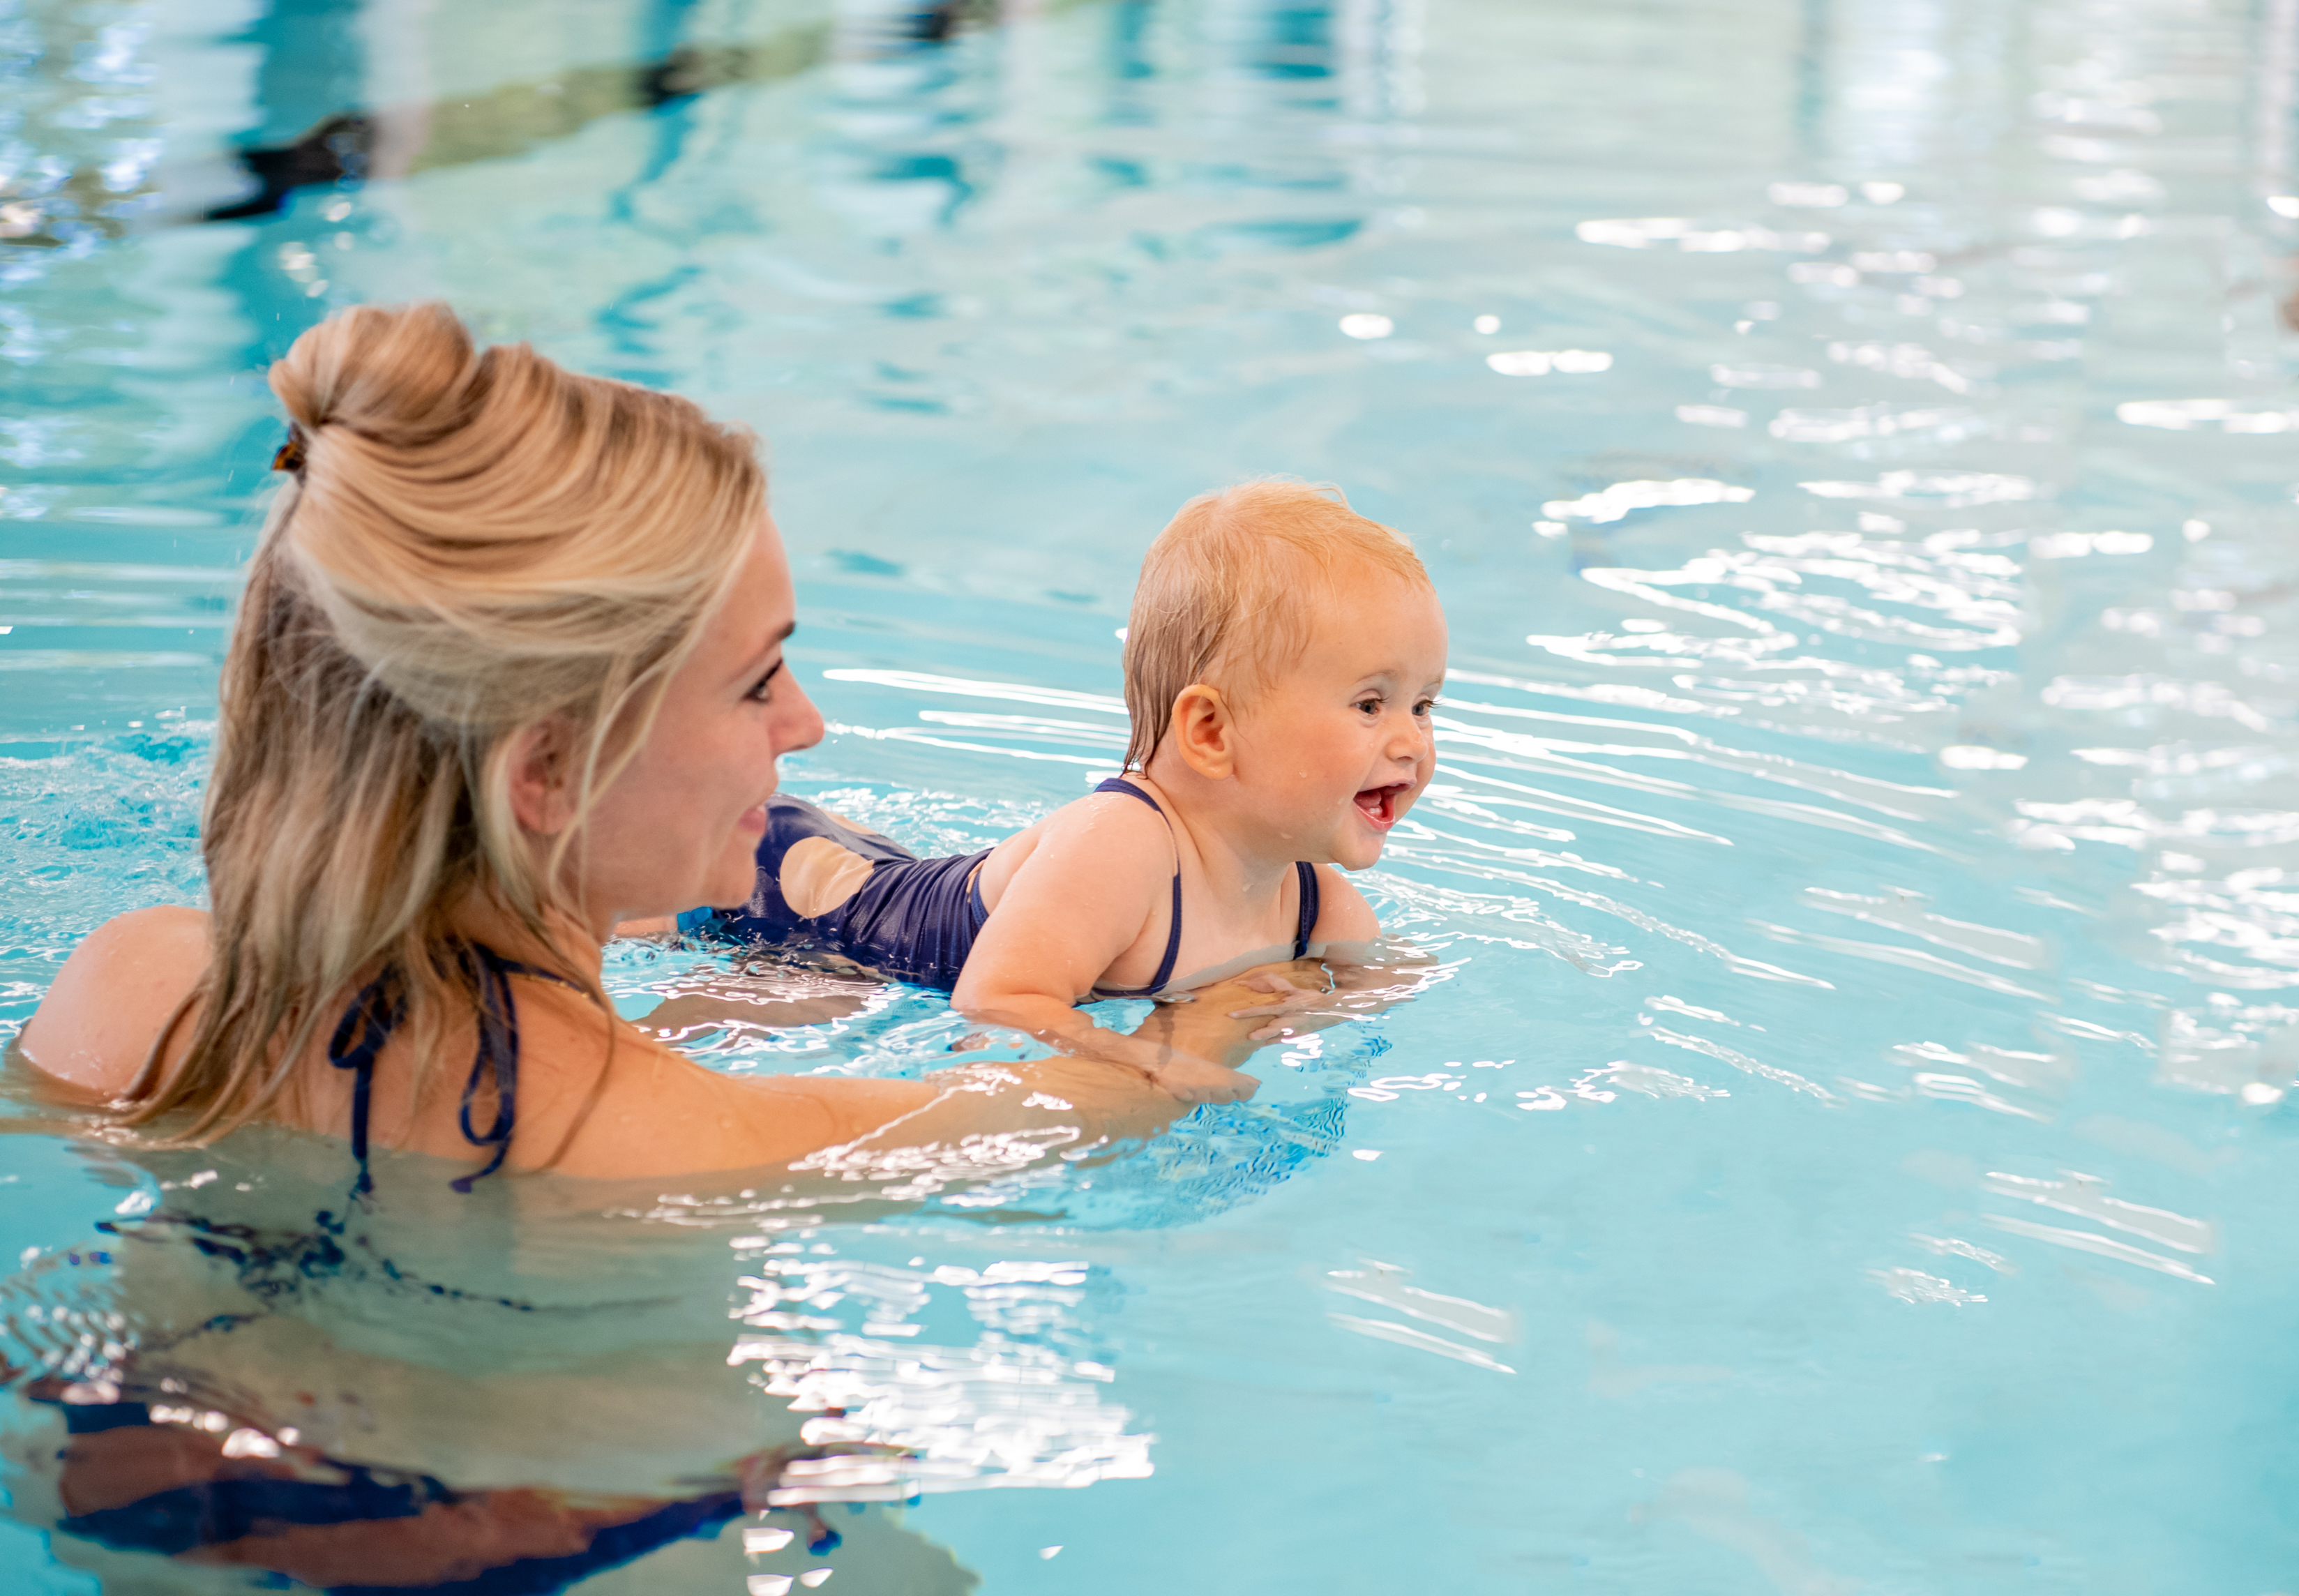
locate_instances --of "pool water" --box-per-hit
[7,0,2299,1589]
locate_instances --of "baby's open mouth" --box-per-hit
[1354,783,1410,830]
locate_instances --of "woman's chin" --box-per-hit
[707,860,760,910]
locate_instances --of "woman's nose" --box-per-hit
[780,679,827,756]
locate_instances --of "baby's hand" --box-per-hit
[1144,1053,1260,1104]
[1226,971,1350,1041]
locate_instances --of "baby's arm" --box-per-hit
[951,794,1251,1100]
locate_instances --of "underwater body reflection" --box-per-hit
[0,1095,1297,1595]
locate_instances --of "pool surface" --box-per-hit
[6,0,2299,1590]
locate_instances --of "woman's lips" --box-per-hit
[737,802,769,837]
[1353,783,1409,831]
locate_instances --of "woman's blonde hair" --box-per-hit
[1121,479,1428,770]
[118,302,764,1146]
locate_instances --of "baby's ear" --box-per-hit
[1170,684,1236,778]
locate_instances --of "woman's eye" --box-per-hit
[747,661,784,703]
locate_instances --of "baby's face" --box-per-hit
[1233,570,1448,871]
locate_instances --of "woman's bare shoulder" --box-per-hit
[17,906,209,1093]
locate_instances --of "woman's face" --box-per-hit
[577,516,822,931]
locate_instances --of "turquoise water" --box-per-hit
[7,0,2299,1588]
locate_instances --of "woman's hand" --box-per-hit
[1224,970,1350,1041]
[1140,1051,1258,1104]
[943,986,1260,1105]
[1216,953,1439,1043]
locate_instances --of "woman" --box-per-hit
[15,301,1272,1189]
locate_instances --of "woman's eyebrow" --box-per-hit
[732,620,797,682]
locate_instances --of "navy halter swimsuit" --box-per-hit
[688,778,1322,994]
[326,942,584,1196]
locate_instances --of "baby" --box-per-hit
[681,479,1446,1092]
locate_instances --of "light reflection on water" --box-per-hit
[6,0,2299,1588]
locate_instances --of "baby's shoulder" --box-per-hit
[1034,779,1179,843]
[979,781,1177,908]
[1048,781,1177,832]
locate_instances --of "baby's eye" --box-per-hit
[1413,698,1436,717]
[1355,698,1382,716]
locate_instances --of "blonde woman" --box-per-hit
[14,301,1269,1191]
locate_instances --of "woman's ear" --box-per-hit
[506,716,580,836]
[1170,684,1237,780]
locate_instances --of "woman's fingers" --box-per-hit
[1225,995,1328,1019]
[1147,1055,1259,1103]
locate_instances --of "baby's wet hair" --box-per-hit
[1121,479,1429,770]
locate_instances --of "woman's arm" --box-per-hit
[748,960,1366,1191]
[506,968,1219,1184]
[813,949,1441,1187]
[522,954,1371,1184]
[521,1021,1192,1185]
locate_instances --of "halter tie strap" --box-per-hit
[325,972,405,1198]
[325,943,585,1196]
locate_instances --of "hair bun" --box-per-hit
[268,301,483,446]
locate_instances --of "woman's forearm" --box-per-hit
[957,991,1196,1077]
[774,960,1393,1194]
[826,1053,1188,1173]
[959,958,1366,1072]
